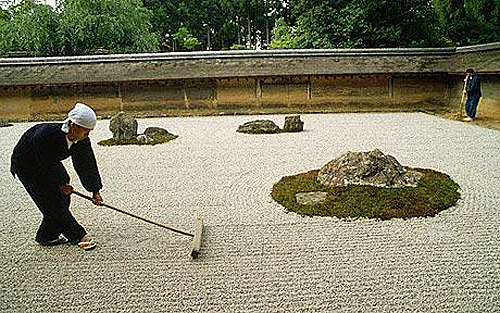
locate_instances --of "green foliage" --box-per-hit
[173,27,201,51]
[362,0,447,48]
[293,2,367,49]
[0,0,159,56]
[0,0,498,56]
[229,44,247,50]
[0,8,9,25]
[0,0,59,56]
[269,17,296,49]
[287,0,447,49]
[433,0,500,45]
[271,168,461,220]
[57,0,159,55]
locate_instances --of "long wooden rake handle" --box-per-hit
[460,76,469,117]
[72,190,194,237]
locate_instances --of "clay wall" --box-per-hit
[0,43,499,120]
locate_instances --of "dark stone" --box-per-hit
[283,115,304,132]
[237,120,281,134]
[144,126,172,138]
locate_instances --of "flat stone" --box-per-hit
[295,191,329,205]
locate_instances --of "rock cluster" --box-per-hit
[108,112,175,144]
[237,115,304,134]
[317,149,423,188]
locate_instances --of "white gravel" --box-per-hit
[1,112,499,312]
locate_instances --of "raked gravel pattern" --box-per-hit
[1,112,499,312]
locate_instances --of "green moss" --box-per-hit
[97,133,178,146]
[271,168,461,220]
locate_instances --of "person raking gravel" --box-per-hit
[11,103,103,251]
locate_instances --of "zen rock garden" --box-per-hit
[272,149,460,220]
[93,113,460,220]
[98,111,178,146]
[237,115,304,134]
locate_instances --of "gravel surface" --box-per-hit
[1,113,499,312]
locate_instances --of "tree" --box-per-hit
[291,1,368,48]
[0,0,59,56]
[362,0,446,48]
[144,0,187,51]
[466,0,500,44]
[287,0,447,49]
[433,0,500,45]
[57,0,159,55]
[268,17,296,49]
[173,26,200,51]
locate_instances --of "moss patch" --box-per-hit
[98,133,178,146]
[271,168,460,220]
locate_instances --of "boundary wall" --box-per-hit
[1,43,499,120]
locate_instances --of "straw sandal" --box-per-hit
[39,235,68,246]
[77,236,97,251]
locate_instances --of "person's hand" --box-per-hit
[59,184,73,196]
[92,191,103,206]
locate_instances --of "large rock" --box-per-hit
[317,149,423,188]
[237,120,281,134]
[283,115,304,132]
[109,112,138,140]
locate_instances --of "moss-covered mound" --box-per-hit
[272,168,460,220]
[98,133,178,146]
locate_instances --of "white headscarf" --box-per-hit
[61,103,97,133]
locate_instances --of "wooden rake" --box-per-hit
[72,190,204,259]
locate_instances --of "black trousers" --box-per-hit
[18,172,86,244]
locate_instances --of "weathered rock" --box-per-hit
[283,115,304,132]
[109,112,138,140]
[237,120,281,134]
[317,149,423,188]
[136,134,150,143]
[144,126,172,138]
[295,192,329,205]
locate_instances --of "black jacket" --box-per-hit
[11,123,102,192]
